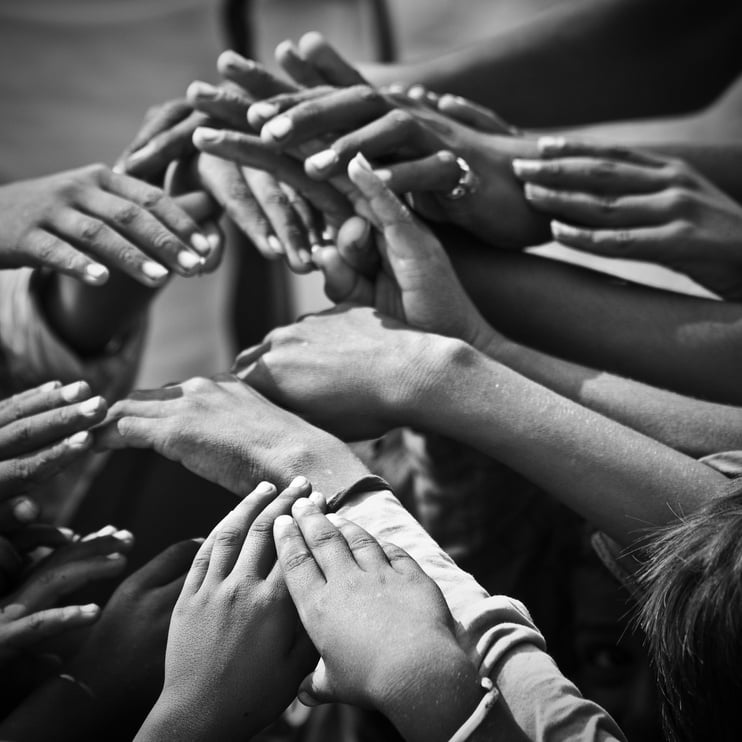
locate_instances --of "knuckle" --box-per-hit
[140,189,164,211]
[77,217,104,243]
[348,534,378,551]
[263,189,291,210]
[666,186,693,212]
[84,162,109,181]
[182,376,214,395]
[309,528,342,548]
[10,458,34,483]
[151,230,180,255]
[590,160,618,178]
[112,204,141,226]
[283,549,314,572]
[596,195,618,214]
[214,526,244,548]
[225,180,251,204]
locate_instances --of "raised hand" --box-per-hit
[137,479,318,741]
[273,500,482,742]
[0,381,107,522]
[0,164,214,287]
[514,138,742,299]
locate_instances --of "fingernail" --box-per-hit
[322,225,337,243]
[61,381,88,403]
[97,525,117,537]
[106,552,124,561]
[350,152,373,173]
[125,142,156,165]
[79,396,104,416]
[298,250,314,266]
[290,476,309,489]
[512,159,541,177]
[292,498,313,513]
[306,149,338,172]
[112,163,125,174]
[187,80,218,99]
[267,235,284,255]
[190,233,212,256]
[83,263,109,285]
[177,250,203,272]
[264,116,293,141]
[373,168,392,183]
[249,101,279,121]
[387,83,405,95]
[67,431,90,448]
[193,127,223,145]
[205,226,221,251]
[114,529,134,545]
[273,514,294,533]
[309,491,326,507]
[79,603,99,617]
[40,380,62,392]
[141,261,169,282]
[14,498,39,523]
[524,183,550,200]
[538,136,566,153]
[58,527,76,539]
[551,220,581,238]
[407,84,426,100]
[255,481,276,495]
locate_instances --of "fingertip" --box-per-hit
[273,514,295,536]
[193,126,223,148]
[82,262,109,286]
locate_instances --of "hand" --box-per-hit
[139,480,318,741]
[274,500,481,742]
[234,305,458,441]
[64,540,199,733]
[96,375,369,496]
[513,138,742,299]
[0,381,107,517]
[0,164,214,287]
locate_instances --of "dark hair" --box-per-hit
[636,487,742,742]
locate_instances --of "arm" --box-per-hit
[364,0,742,127]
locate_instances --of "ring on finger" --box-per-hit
[444,156,478,200]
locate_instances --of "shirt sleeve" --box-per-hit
[0,268,144,400]
[333,485,626,742]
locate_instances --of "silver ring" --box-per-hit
[444,156,478,200]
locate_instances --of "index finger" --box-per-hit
[298,32,369,86]
[274,514,324,596]
[537,137,667,168]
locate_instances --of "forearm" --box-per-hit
[450,245,742,404]
[405,338,727,547]
[366,0,742,127]
[492,337,742,457]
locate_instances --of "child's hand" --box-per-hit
[0,381,107,525]
[514,138,742,299]
[274,500,483,742]
[138,479,318,741]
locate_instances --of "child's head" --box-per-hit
[637,488,742,742]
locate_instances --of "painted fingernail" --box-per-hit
[407,84,426,100]
[114,529,135,544]
[538,136,566,153]
[177,250,203,271]
[267,235,284,254]
[322,225,337,242]
[290,476,309,489]
[79,603,100,617]
[14,498,39,523]
[190,233,212,256]
[61,381,88,403]
[249,101,279,121]
[79,396,104,416]
[83,263,109,285]
[524,183,550,200]
[512,159,541,177]
[307,149,338,172]
[67,431,91,448]
[264,116,293,141]
[193,126,223,145]
[141,261,169,282]
[255,481,276,495]
[205,225,222,251]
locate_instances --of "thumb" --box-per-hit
[297,659,335,707]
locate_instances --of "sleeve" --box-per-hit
[0,268,144,401]
[333,484,626,742]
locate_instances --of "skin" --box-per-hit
[136,480,318,742]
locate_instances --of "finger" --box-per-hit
[0,497,40,531]
[171,190,218,224]
[0,395,106,458]
[187,81,253,131]
[549,220,684,262]
[297,659,334,707]
[104,170,213,258]
[194,131,354,228]
[523,185,673,228]
[73,187,205,278]
[336,216,379,278]
[232,341,271,375]
[50,209,170,288]
[274,514,325,596]
[280,181,324,249]
[0,432,95,498]
[313,245,374,305]
[437,94,515,134]
[243,169,314,272]
[237,476,313,579]
[289,498,354,576]
[379,541,424,575]
[131,539,201,591]
[204,481,279,582]
[217,50,297,100]
[537,137,667,168]
[0,380,89,428]
[275,40,327,87]
[325,515,389,570]
[0,604,100,653]
[94,416,168,452]
[10,525,75,553]
[298,32,368,86]
[372,150,462,194]
[513,156,673,195]
[259,85,390,149]
[121,110,209,180]
[304,110,433,180]
[247,87,336,131]
[16,229,109,286]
